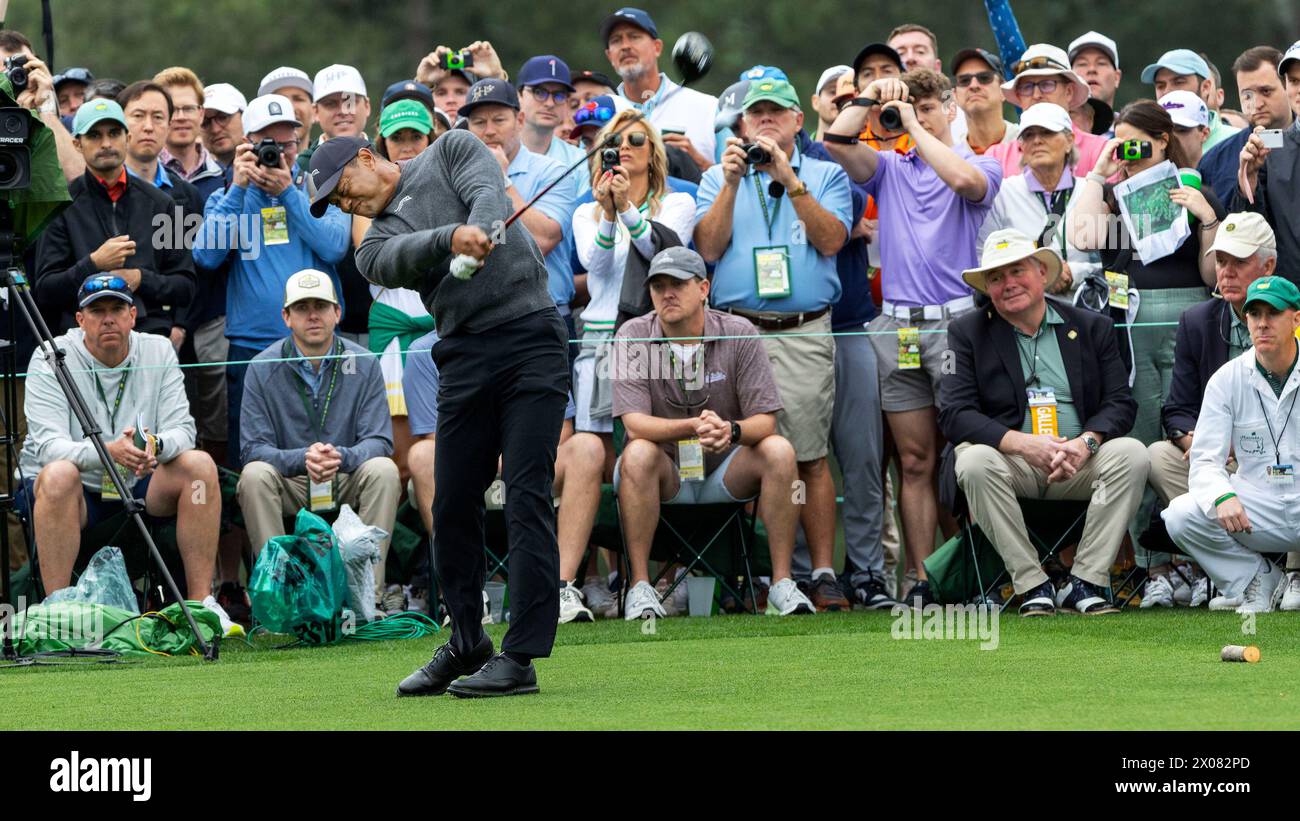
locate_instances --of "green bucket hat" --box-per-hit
[379,99,434,139]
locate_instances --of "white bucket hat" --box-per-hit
[963,229,1064,294]
[1002,44,1091,110]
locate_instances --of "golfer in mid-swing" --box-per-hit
[308,131,568,698]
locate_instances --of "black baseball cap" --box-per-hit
[573,69,616,91]
[949,48,1004,77]
[308,136,371,218]
[458,79,520,118]
[381,79,434,111]
[852,43,904,78]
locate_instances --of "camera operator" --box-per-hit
[34,99,196,339]
[824,69,1003,605]
[192,94,349,466]
[694,78,853,612]
[0,29,85,181]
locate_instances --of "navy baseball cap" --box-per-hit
[950,48,1004,78]
[381,79,434,111]
[458,79,520,118]
[308,136,371,218]
[78,273,133,308]
[852,42,904,78]
[600,7,658,45]
[517,56,576,91]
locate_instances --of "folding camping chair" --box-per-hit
[963,499,1091,613]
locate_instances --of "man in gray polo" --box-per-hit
[611,247,815,620]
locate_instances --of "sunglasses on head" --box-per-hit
[82,275,130,293]
[573,104,614,129]
[604,131,648,149]
[527,86,570,104]
[1013,55,1069,75]
[955,70,998,87]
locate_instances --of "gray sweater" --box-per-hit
[239,335,393,476]
[355,129,554,337]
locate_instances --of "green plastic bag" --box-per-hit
[13,600,219,657]
[923,529,1007,605]
[248,509,348,643]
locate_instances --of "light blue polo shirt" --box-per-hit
[126,162,173,190]
[545,136,590,197]
[696,146,852,313]
[508,145,578,311]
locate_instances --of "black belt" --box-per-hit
[721,306,829,331]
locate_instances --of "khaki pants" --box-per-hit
[1147,440,1191,507]
[955,438,1150,593]
[238,457,401,588]
[759,313,835,462]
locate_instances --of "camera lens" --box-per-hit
[0,149,21,187]
[743,144,771,165]
[878,106,903,132]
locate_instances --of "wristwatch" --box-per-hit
[788,182,809,198]
[730,421,742,445]
[1081,433,1101,456]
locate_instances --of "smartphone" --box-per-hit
[1260,128,1285,149]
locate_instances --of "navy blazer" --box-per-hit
[937,297,1137,514]
[1162,297,1233,438]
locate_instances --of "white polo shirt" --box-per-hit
[618,72,718,162]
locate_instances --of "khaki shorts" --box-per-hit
[868,308,972,413]
[759,312,835,462]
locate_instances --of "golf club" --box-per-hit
[450,31,715,279]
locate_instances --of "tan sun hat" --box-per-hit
[963,229,1063,294]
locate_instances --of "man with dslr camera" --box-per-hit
[0,29,84,181]
[192,94,349,465]
[694,78,854,612]
[825,68,1002,605]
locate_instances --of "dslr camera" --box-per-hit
[1115,140,1152,161]
[0,106,32,189]
[253,137,284,167]
[740,143,772,166]
[4,54,28,96]
[442,51,474,71]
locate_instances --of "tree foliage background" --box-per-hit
[6,0,1299,120]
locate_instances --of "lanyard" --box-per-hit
[93,368,130,434]
[667,343,708,410]
[1255,386,1300,465]
[1038,187,1072,261]
[752,173,783,243]
[1015,323,1047,387]
[289,340,343,440]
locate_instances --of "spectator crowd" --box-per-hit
[5,0,1300,636]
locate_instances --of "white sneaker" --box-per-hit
[201,595,245,638]
[581,576,618,619]
[1280,571,1300,612]
[1188,576,1209,608]
[1209,593,1243,611]
[1235,562,1284,614]
[766,577,815,616]
[624,580,666,620]
[558,581,594,624]
[1140,574,1175,608]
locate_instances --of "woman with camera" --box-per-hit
[980,103,1101,296]
[1069,99,1226,446]
[572,111,696,443]
[1069,99,1226,603]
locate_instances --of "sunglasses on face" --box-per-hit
[955,70,998,87]
[1015,78,1060,97]
[605,131,648,149]
[527,86,570,104]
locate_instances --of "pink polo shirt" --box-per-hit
[986,124,1108,180]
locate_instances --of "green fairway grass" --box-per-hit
[3,609,1297,730]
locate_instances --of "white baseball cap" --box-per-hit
[1159,90,1209,129]
[1206,213,1276,259]
[203,83,247,115]
[314,64,368,101]
[815,65,851,95]
[243,94,303,136]
[1068,31,1119,69]
[284,269,339,307]
[1018,103,1074,134]
[258,66,314,100]
[1279,41,1300,78]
